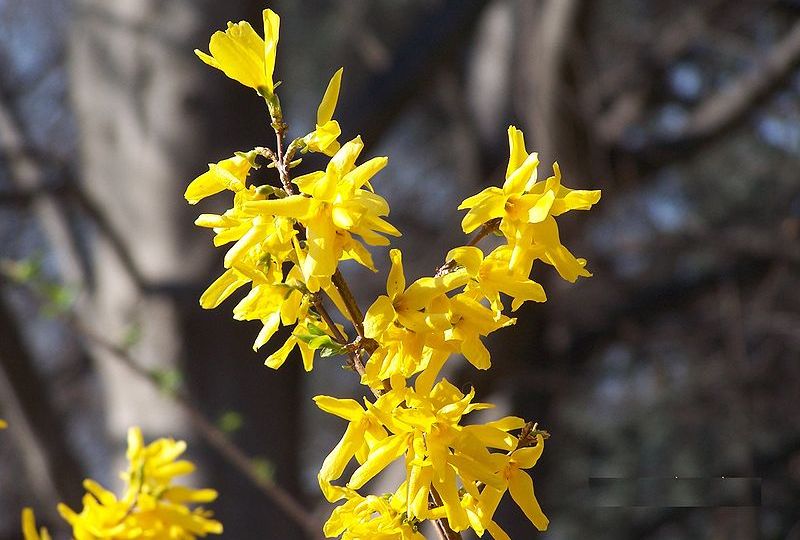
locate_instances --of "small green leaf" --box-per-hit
[152,369,184,396]
[218,410,244,434]
[251,457,275,483]
[319,342,347,358]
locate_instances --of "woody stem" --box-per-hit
[270,112,379,397]
[270,103,462,540]
[434,218,501,276]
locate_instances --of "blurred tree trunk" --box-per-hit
[67,2,303,537]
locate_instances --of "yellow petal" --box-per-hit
[243,195,312,219]
[363,295,395,338]
[313,395,365,421]
[317,67,343,125]
[446,246,483,275]
[252,312,281,351]
[208,24,267,90]
[503,151,539,196]
[527,189,556,223]
[327,136,364,181]
[265,336,297,369]
[21,508,42,540]
[461,336,491,370]
[386,249,405,298]
[511,438,544,469]
[341,156,388,191]
[319,421,367,500]
[552,188,602,215]
[506,125,528,179]
[486,520,512,540]
[507,469,548,531]
[348,433,408,489]
[262,9,281,93]
[433,465,470,531]
[459,188,506,234]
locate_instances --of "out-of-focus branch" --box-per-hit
[340,0,488,148]
[610,17,800,165]
[0,296,85,509]
[0,273,324,540]
[521,0,584,165]
[0,95,87,286]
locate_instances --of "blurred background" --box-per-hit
[1,0,799,538]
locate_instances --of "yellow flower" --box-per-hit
[316,379,519,535]
[444,294,514,370]
[185,151,258,204]
[195,9,280,95]
[314,389,410,501]
[243,136,400,291]
[21,509,51,540]
[458,126,541,235]
[58,427,222,539]
[324,492,425,540]
[303,68,344,156]
[480,434,549,532]
[459,126,600,282]
[447,245,546,311]
[363,249,467,382]
[0,419,7,429]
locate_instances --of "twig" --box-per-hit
[269,109,460,538]
[435,217,500,277]
[620,16,800,165]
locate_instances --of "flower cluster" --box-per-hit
[185,7,600,539]
[22,427,221,540]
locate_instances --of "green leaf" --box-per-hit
[152,369,184,396]
[251,457,275,484]
[319,342,347,358]
[218,410,244,434]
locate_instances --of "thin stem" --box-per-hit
[270,117,380,398]
[434,217,501,277]
[270,103,461,539]
[331,269,365,338]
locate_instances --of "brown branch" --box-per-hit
[616,16,800,165]
[0,94,87,286]
[0,295,85,509]
[269,105,461,539]
[435,217,500,277]
[0,274,323,540]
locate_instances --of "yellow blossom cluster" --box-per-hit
[22,427,221,540]
[184,7,601,539]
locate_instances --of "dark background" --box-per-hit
[1,1,799,539]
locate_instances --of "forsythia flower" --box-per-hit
[316,379,546,537]
[184,151,258,205]
[323,493,425,540]
[303,68,344,156]
[191,6,602,538]
[459,126,600,281]
[447,245,546,311]
[195,9,280,96]
[57,427,222,539]
[21,509,51,540]
[243,136,400,291]
[363,249,467,383]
